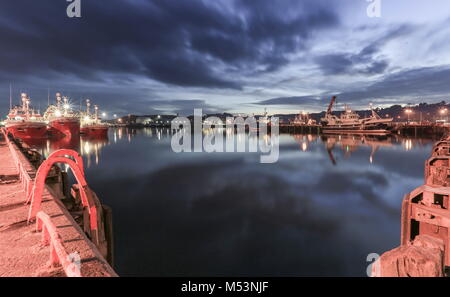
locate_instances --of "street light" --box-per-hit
[440,108,448,123]
[405,109,413,124]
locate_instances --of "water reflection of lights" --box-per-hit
[292,133,422,165]
[263,134,270,144]
[144,128,153,136]
[83,141,91,154]
[80,137,108,167]
[404,139,413,151]
[302,142,307,152]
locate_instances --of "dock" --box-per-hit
[279,124,321,134]
[391,123,449,137]
[278,123,450,137]
[0,130,116,277]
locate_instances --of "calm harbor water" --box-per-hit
[26,128,437,276]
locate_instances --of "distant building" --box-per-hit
[114,114,177,127]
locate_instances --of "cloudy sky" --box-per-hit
[1,0,450,116]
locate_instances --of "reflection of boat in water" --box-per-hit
[21,133,107,167]
[322,134,394,165]
[20,137,48,148]
[5,93,47,139]
[50,134,81,152]
[292,134,319,151]
[21,134,81,158]
[81,135,109,167]
[320,96,393,134]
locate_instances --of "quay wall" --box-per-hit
[0,131,117,277]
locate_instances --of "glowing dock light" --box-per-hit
[405,108,413,123]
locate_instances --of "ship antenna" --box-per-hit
[9,83,12,109]
[47,87,50,106]
[86,99,91,114]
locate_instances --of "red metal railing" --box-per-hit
[27,151,98,240]
[36,211,81,277]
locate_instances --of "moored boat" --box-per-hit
[290,111,316,126]
[80,100,108,137]
[250,109,271,132]
[44,93,80,138]
[5,93,47,139]
[320,96,393,134]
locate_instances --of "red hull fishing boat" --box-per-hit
[44,93,80,137]
[80,99,108,137]
[5,93,47,139]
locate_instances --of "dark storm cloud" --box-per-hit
[0,0,339,90]
[314,53,388,75]
[314,25,412,76]
[341,65,450,103]
[259,65,450,107]
[256,95,326,107]
[145,99,222,115]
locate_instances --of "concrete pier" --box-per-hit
[0,132,116,277]
[279,124,321,134]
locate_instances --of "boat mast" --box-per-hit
[56,92,62,109]
[9,83,12,110]
[94,104,98,121]
[86,99,90,114]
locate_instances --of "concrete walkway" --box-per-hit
[0,133,116,277]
